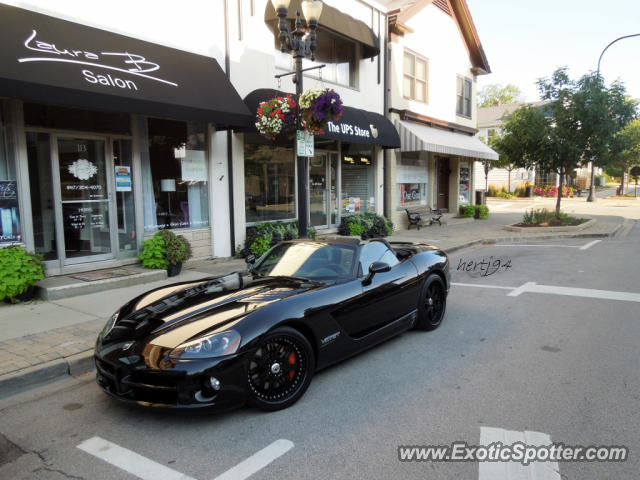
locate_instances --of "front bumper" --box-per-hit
[95,342,249,410]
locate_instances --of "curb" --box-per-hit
[0,350,94,398]
[443,223,622,254]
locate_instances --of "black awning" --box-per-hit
[0,4,252,127]
[243,89,400,149]
[265,1,380,60]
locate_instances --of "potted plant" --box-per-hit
[0,246,44,303]
[255,94,298,140]
[299,88,343,135]
[139,230,192,276]
[159,230,192,276]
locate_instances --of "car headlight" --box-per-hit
[170,330,241,360]
[99,311,119,339]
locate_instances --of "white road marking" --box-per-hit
[494,244,578,248]
[452,282,515,290]
[212,439,294,480]
[78,437,294,480]
[507,282,537,297]
[454,281,640,303]
[77,436,196,480]
[520,283,640,303]
[479,427,561,480]
[579,239,602,250]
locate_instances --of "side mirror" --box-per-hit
[245,254,256,265]
[362,261,391,285]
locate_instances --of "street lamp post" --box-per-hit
[587,32,640,202]
[271,0,323,237]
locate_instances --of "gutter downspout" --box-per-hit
[223,0,236,256]
[382,13,389,219]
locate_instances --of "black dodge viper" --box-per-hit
[95,237,449,411]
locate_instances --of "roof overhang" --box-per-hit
[0,4,252,127]
[398,120,498,160]
[265,0,380,60]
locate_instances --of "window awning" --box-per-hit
[265,1,380,60]
[398,120,498,160]
[0,4,252,127]
[243,89,400,149]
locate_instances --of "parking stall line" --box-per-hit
[77,436,197,480]
[212,439,294,480]
[579,240,602,250]
[479,427,561,480]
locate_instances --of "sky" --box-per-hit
[466,0,640,102]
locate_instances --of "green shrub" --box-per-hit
[139,232,168,269]
[521,208,583,225]
[140,230,192,268]
[338,213,393,238]
[487,185,499,197]
[240,220,316,258]
[0,246,44,301]
[158,230,191,265]
[459,205,475,217]
[459,205,489,219]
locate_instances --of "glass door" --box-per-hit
[309,153,339,229]
[309,154,328,228]
[55,137,115,264]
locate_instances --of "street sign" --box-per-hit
[296,130,314,157]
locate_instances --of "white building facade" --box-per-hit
[385,0,497,228]
[0,0,397,275]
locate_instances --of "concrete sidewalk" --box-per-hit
[0,211,631,398]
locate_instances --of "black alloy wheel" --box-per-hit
[415,273,446,331]
[246,327,314,411]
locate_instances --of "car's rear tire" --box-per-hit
[415,273,446,331]
[246,327,315,411]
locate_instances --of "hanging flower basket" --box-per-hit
[299,88,343,135]
[255,94,298,141]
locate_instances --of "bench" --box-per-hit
[405,207,443,230]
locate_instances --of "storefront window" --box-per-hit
[459,162,470,204]
[27,132,57,259]
[0,103,21,244]
[341,144,375,215]
[245,144,295,224]
[141,118,209,232]
[397,152,428,208]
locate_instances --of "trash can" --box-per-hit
[525,185,533,197]
[475,190,486,205]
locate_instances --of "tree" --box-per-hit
[494,67,636,215]
[488,134,522,193]
[611,118,640,194]
[478,84,522,107]
[492,105,551,194]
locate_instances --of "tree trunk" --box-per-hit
[620,163,626,195]
[507,169,512,193]
[556,169,563,216]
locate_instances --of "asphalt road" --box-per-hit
[1,222,639,480]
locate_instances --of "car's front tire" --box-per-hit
[246,327,315,411]
[415,273,447,331]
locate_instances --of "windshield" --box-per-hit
[252,242,357,280]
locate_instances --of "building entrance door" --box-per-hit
[54,136,116,265]
[436,156,450,210]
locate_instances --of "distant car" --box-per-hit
[94,237,449,411]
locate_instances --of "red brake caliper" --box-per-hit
[288,352,297,380]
